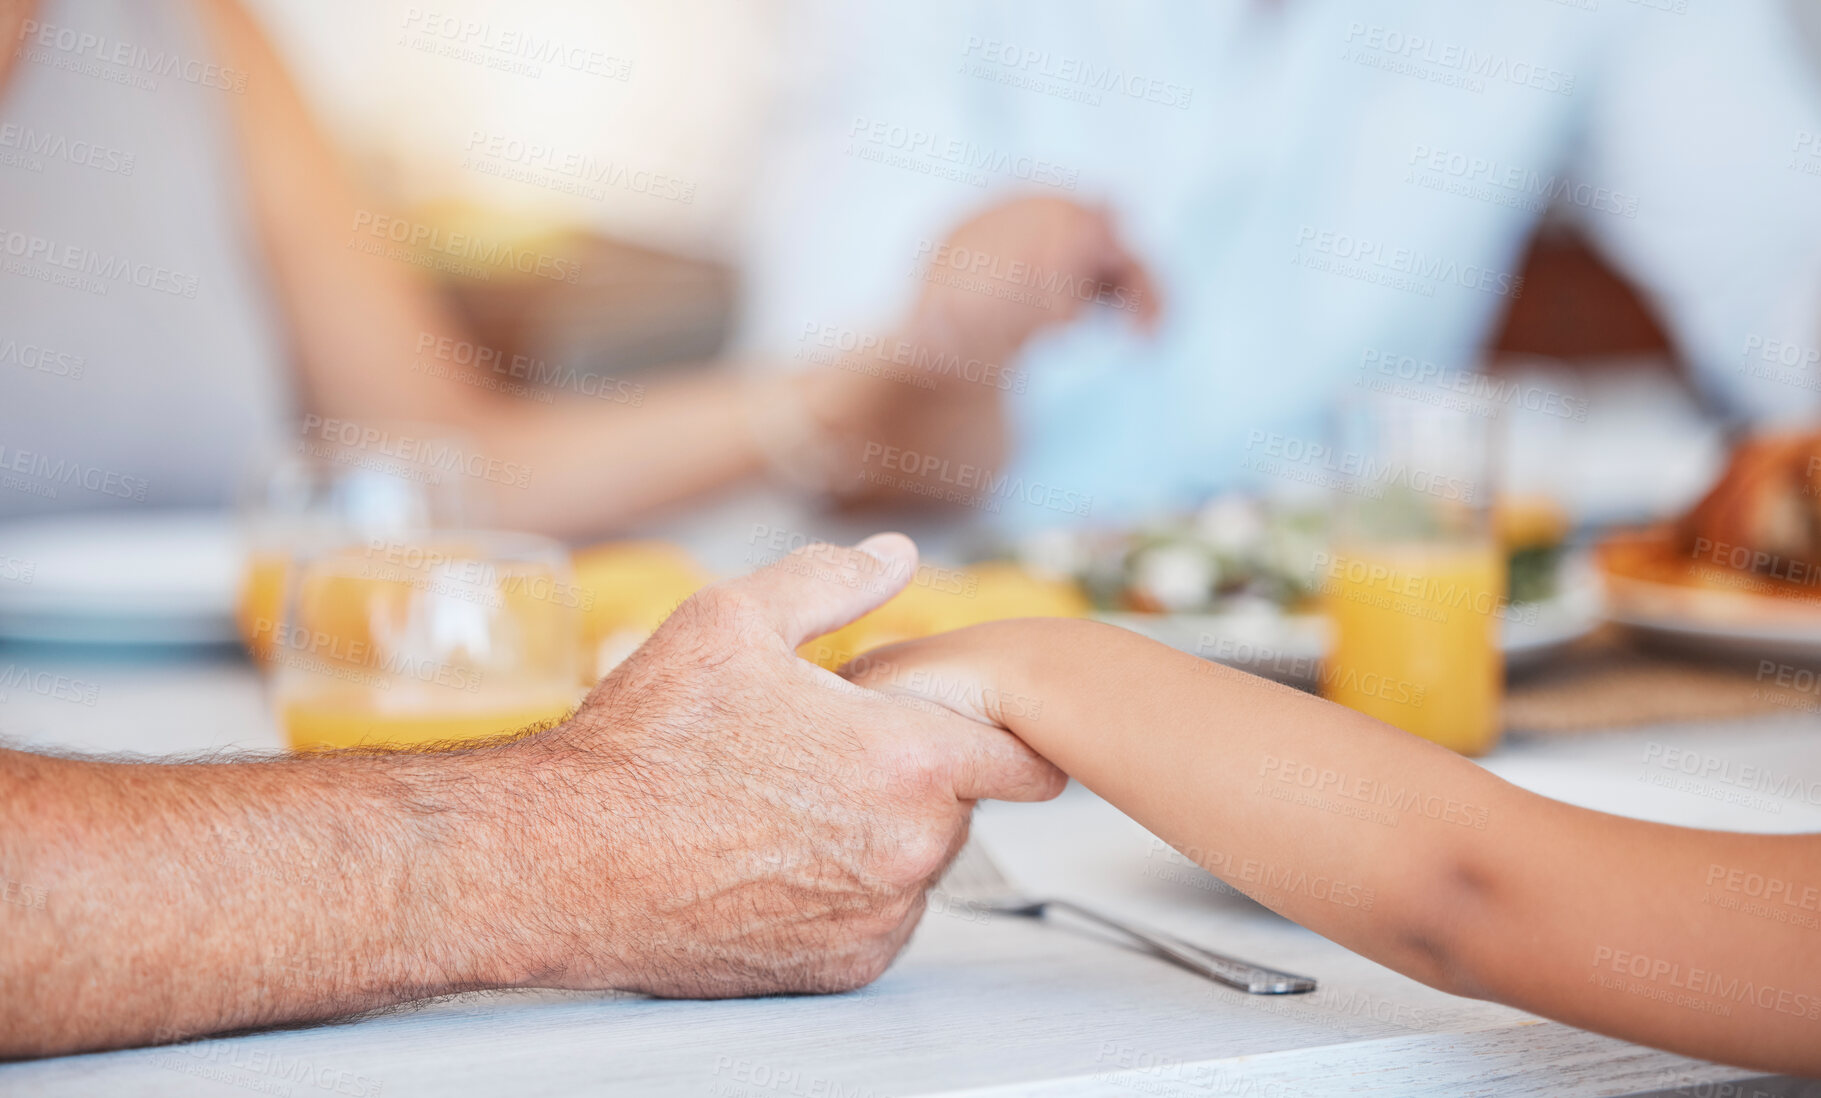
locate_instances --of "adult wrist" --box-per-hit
[907,288,1020,371]
[746,370,856,497]
[380,746,590,993]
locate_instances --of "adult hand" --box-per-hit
[0,535,1062,1059]
[501,533,1066,996]
[909,195,1160,364]
[787,197,1158,504]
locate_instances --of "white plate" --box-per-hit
[1598,539,1821,663]
[0,511,245,646]
[1607,605,1821,664]
[1096,557,1604,683]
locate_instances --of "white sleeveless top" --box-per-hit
[0,0,292,518]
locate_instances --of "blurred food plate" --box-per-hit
[1017,494,1599,683]
[1097,554,1603,684]
[1600,527,1821,662]
[0,511,246,646]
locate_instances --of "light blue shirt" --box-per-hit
[738,0,1821,528]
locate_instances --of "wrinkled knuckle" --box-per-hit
[876,741,941,797]
[853,903,908,944]
[880,825,953,887]
[680,584,760,632]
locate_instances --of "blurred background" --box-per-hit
[242,0,1821,528]
[6,0,1821,757]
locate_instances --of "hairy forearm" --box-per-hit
[890,620,1821,1073]
[0,744,550,1059]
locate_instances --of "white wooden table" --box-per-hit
[2,644,1819,1098]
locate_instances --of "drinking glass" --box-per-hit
[1318,390,1506,755]
[270,530,584,751]
[236,420,477,664]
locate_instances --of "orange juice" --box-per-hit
[283,690,578,751]
[1319,541,1505,755]
[236,551,291,665]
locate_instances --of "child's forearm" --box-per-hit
[866,619,1821,1075]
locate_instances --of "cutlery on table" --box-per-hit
[935,840,1318,995]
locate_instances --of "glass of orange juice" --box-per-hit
[1317,392,1506,755]
[270,531,585,752]
[237,421,477,666]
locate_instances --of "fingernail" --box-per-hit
[856,532,913,566]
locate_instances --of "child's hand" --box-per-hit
[838,621,1048,730]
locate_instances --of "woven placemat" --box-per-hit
[1502,625,1812,735]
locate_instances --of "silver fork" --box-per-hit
[935,840,1317,995]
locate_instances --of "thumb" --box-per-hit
[728,532,918,649]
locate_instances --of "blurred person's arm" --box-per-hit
[197,0,1153,538]
[1571,0,1821,425]
[850,620,1821,1077]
